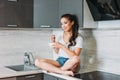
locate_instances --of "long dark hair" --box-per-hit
[61,14,79,48]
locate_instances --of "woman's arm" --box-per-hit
[53,42,82,57]
[61,45,82,57]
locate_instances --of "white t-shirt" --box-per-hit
[55,31,83,58]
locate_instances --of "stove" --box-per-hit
[74,71,120,80]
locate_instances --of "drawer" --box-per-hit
[16,73,43,80]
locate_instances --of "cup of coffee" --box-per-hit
[49,42,55,48]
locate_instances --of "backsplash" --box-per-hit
[0,30,53,66]
[80,29,120,75]
[0,29,120,75]
[92,29,120,75]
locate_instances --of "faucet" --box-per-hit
[24,52,35,66]
[24,52,40,70]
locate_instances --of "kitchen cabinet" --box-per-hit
[59,0,83,27]
[0,77,16,80]
[34,0,59,28]
[43,74,65,80]
[0,0,33,28]
[16,73,43,80]
[0,73,43,80]
[59,0,97,28]
[36,0,97,28]
[0,0,97,28]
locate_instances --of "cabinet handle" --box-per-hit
[8,0,17,2]
[25,75,36,79]
[7,25,18,27]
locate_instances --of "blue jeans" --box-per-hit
[56,57,69,66]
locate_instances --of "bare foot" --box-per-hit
[63,71,74,76]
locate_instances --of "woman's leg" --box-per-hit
[70,62,80,73]
[61,56,80,73]
[35,58,61,67]
[35,58,74,76]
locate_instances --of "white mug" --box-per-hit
[49,42,55,48]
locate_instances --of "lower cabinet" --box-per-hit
[43,74,65,80]
[0,73,66,80]
[0,77,16,80]
[16,73,43,80]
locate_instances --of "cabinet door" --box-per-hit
[0,0,6,27]
[34,0,59,28]
[16,73,43,80]
[59,0,83,27]
[0,0,33,28]
[0,77,16,80]
[43,74,66,80]
[58,77,66,80]
[43,74,58,80]
[5,0,18,27]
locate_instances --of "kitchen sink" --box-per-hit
[6,64,40,71]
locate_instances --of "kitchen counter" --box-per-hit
[0,67,42,78]
[0,67,81,80]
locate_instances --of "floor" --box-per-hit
[74,71,120,80]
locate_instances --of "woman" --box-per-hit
[35,14,83,76]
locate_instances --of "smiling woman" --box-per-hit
[35,14,83,76]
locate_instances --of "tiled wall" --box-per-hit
[0,30,53,66]
[92,29,120,74]
[80,29,120,75]
[0,29,120,75]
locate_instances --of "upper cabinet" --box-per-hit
[0,0,97,28]
[35,0,97,28]
[34,0,59,28]
[59,0,97,28]
[0,0,33,28]
[59,0,83,27]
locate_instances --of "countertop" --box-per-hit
[0,67,81,80]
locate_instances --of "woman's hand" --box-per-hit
[52,42,64,49]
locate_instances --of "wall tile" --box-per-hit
[0,29,120,75]
[0,30,53,66]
